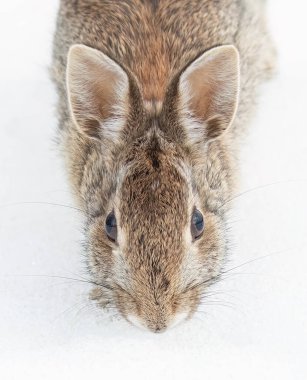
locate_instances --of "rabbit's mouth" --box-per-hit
[126,310,189,333]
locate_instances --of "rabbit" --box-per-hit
[51,0,276,332]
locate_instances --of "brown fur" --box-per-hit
[51,0,276,332]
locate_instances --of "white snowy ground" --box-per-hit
[0,1,306,379]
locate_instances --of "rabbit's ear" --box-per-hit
[179,45,240,142]
[66,44,129,140]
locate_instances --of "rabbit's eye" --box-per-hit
[105,211,117,242]
[191,208,204,241]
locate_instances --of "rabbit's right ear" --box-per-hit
[178,45,240,143]
[66,44,129,140]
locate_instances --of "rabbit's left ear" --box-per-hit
[179,45,240,142]
[66,44,129,140]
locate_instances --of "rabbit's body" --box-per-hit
[52,0,275,332]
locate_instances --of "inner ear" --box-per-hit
[179,45,240,142]
[66,44,129,140]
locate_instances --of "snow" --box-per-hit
[0,1,306,379]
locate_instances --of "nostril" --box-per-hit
[154,325,166,333]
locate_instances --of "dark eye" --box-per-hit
[191,208,204,241]
[105,211,117,242]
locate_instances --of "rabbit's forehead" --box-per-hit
[119,152,190,228]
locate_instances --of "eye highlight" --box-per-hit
[191,208,204,241]
[105,211,117,242]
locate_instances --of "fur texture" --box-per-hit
[51,0,276,332]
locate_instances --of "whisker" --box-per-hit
[197,302,236,312]
[183,248,289,294]
[200,290,242,301]
[52,300,87,323]
[0,201,83,213]
[2,274,113,291]
[217,179,307,211]
[199,299,234,306]
[39,280,91,291]
[114,283,135,299]
[71,303,93,325]
[221,248,290,275]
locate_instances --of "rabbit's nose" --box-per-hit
[149,323,167,334]
[153,326,167,333]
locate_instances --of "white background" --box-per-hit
[0,1,306,379]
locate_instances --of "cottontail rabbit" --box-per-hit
[51,0,276,332]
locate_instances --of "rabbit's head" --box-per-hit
[66,44,240,332]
